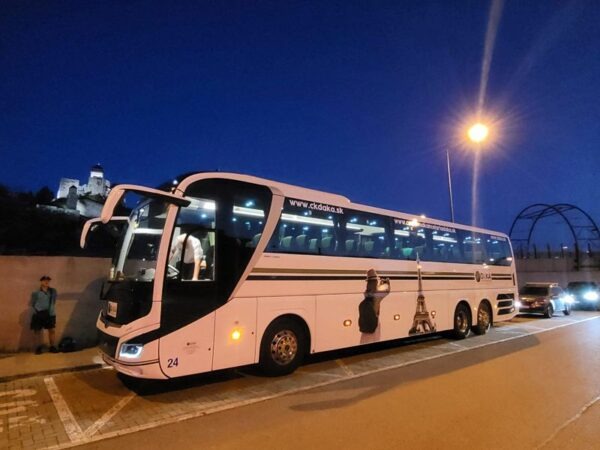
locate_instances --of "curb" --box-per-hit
[0,362,107,383]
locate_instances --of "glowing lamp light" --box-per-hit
[467,123,489,143]
[231,330,241,341]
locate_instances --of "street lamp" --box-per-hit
[467,123,489,143]
[445,121,490,224]
[467,122,490,227]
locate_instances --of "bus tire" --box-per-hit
[259,318,306,376]
[451,303,472,340]
[473,301,492,335]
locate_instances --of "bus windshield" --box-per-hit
[110,198,169,281]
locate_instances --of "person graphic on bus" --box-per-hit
[169,233,204,280]
[359,269,390,334]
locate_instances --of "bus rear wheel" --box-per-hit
[473,301,492,335]
[451,303,472,340]
[259,318,306,376]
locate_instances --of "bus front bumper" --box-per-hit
[102,353,167,380]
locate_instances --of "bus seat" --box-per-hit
[413,246,425,259]
[295,234,307,251]
[362,240,374,256]
[345,239,355,254]
[281,236,293,250]
[321,236,333,253]
[402,247,413,259]
[246,233,262,248]
[308,238,318,253]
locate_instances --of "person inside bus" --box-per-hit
[169,233,205,281]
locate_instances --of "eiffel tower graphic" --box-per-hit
[409,255,436,335]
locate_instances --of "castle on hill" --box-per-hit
[48,164,112,218]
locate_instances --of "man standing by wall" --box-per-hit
[30,275,58,354]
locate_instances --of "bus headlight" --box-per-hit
[584,291,599,302]
[119,343,144,359]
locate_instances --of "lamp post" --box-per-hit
[445,122,490,225]
[467,122,489,227]
[446,148,455,223]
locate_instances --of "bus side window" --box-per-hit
[485,235,513,266]
[266,198,342,256]
[343,212,389,258]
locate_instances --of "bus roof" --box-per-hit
[175,171,509,238]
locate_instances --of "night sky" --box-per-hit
[1,1,599,245]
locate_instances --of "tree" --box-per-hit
[35,186,54,205]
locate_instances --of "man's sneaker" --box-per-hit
[49,346,59,353]
[35,346,43,355]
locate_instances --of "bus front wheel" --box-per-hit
[452,303,472,340]
[259,318,306,376]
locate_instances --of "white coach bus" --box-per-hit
[82,172,517,379]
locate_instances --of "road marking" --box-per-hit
[44,377,84,442]
[335,359,355,376]
[0,388,41,433]
[25,314,599,450]
[83,393,136,438]
[446,342,467,349]
[536,391,600,449]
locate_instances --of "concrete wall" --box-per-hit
[1,255,597,352]
[0,256,110,352]
[516,258,600,288]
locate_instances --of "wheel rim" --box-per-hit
[478,306,491,329]
[456,310,469,333]
[270,330,298,366]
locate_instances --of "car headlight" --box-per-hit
[119,343,144,359]
[562,294,575,304]
[515,300,523,308]
[584,291,599,301]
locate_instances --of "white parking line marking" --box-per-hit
[446,342,467,349]
[83,393,136,438]
[38,315,600,450]
[44,377,84,442]
[536,391,600,449]
[335,359,355,376]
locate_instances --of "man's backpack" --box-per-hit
[58,336,77,353]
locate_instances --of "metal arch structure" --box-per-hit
[509,203,600,266]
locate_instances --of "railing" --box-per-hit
[514,243,600,270]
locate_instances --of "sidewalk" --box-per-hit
[0,346,106,382]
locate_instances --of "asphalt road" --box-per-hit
[2,312,599,450]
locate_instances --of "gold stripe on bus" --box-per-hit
[252,268,417,275]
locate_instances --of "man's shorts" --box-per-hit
[30,310,56,331]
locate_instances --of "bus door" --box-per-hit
[159,179,272,377]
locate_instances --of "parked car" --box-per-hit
[566,281,600,310]
[518,282,572,318]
